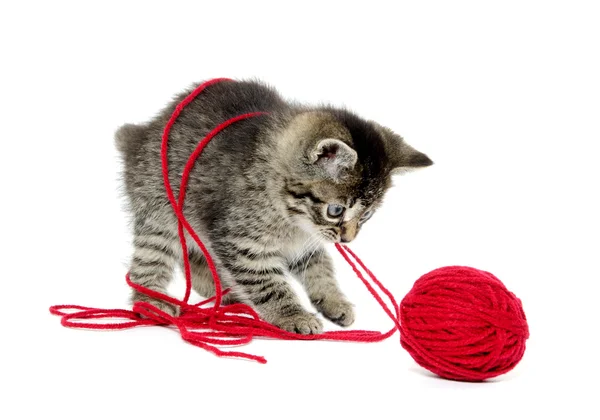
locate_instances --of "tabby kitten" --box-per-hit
[116,79,432,334]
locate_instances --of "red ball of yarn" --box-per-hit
[399,266,529,381]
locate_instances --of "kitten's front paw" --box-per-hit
[314,297,355,327]
[275,312,323,335]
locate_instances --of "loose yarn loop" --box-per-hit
[50,78,400,365]
[49,78,529,380]
[400,266,529,381]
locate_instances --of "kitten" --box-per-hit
[115,79,432,334]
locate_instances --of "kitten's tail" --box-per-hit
[114,123,147,154]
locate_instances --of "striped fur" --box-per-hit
[116,79,432,333]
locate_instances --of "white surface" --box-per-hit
[2,1,599,419]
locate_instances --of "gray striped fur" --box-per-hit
[116,79,432,333]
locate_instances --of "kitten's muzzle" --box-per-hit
[340,224,357,243]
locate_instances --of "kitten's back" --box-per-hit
[115,79,290,167]
[161,79,290,132]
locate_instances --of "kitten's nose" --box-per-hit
[340,224,356,243]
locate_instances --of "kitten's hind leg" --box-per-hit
[290,247,355,327]
[184,248,237,304]
[129,222,180,317]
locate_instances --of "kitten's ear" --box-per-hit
[309,138,358,180]
[385,131,433,175]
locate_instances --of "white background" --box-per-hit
[2,1,599,419]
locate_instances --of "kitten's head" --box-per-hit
[279,109,432,243]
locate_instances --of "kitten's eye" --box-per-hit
[327,204,345,218]
[360,209,373,221]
